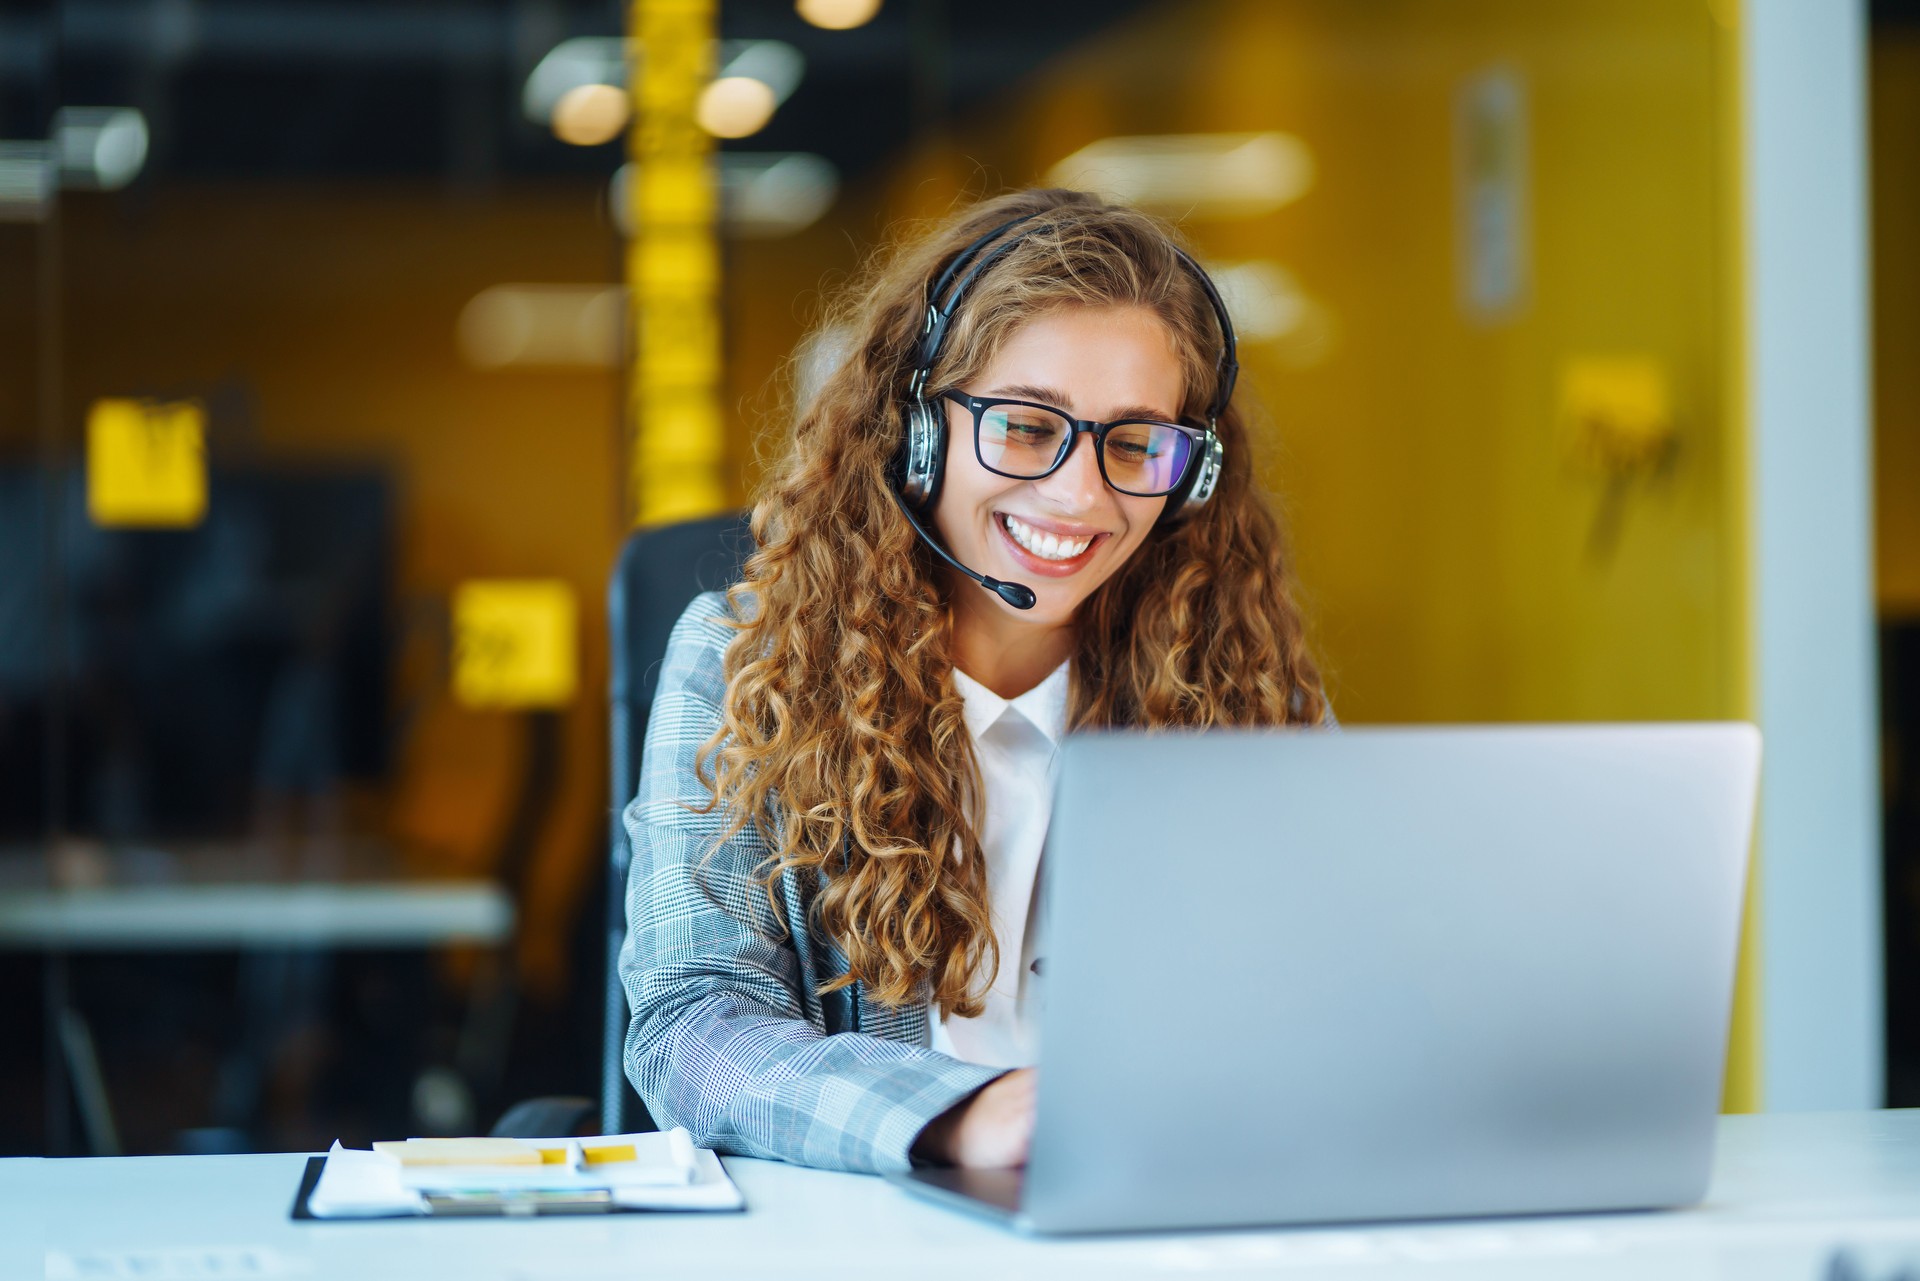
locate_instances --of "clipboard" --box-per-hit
[288,1150,747,1221]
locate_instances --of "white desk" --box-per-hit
[0,881,513,949]
[0,845,513,950]
[9,1110,1920,1280]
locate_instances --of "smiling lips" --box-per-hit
[1003,513,1093,560]
[997,512,1104,576]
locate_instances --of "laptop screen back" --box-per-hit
[1022,724,1759,1234]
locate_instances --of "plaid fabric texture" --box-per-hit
[619,592,1007,1173]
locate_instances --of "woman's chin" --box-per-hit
[994,577,1089,624]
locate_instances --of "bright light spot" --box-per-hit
[696,77,778,139]
[793,325,855,409]
[1045,132,1314,219]
[610,153,839,239]
[52,107,149,191]
[721,153,838,236]
[1210,261,1308,341]
[523,37,628,126]
[1208,260,1337,368]
[719,40,805,102]
[89,113,148,188]
[551,82,630,146]
[457,285,626,370]
[795,0,884,29]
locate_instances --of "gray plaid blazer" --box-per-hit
[619,591,1006,1174]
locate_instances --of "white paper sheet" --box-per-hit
[307,1142,427,1218]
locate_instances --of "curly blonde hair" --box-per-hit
[700,188,1324,1018]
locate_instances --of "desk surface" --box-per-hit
[0,881,514,949]
[10,1110,1920,1280]
[0,845,512,949]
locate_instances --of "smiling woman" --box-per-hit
[616,188,1328,1177]
[933,305,1189,695]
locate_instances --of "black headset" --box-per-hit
[893,210,1238,521]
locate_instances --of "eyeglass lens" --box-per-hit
[975,403,1193,497]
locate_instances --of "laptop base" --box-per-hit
[886,1167,1029,1230]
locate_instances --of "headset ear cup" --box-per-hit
[1155,429,1223,527]
[897,397,948,511]
[1180,431,1225,512]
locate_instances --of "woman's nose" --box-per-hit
[1034,431,1105,510]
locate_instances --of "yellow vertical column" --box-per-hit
[628,0,727,525]
[1713,0,1761,1115]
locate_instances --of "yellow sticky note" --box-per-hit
[1558,356,1675,474]
[372,1137,540,1166]
[87,398,207,528]
[580,1143,638,1165]
[537,1147,570,1165]
[452,579,578,709]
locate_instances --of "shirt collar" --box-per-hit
[951,660,1071,746]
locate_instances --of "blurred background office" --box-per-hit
[0,0,1908,1155]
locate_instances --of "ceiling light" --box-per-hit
[696,77,778,139]
[795,0,884,30]
[793,325,856,408]
[53,107,149,191]
[718,41,805,103]
[1209,261,1308,341]
[724,153,839,235]
[523,37,629,126]
[1208,259,1337,367]
[611,154,837,238]
[1045,132,1314,219]
[551,83,630,146]
[695,40,804,138]
[457,285,625,370]
[524,37,801,144]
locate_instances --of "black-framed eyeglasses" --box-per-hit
[939,390,1207,499]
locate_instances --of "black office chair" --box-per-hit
[493,510,755,1139]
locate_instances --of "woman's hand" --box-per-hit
[912,1068,1037,1168]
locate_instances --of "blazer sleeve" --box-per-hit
[618,593,1007,1174]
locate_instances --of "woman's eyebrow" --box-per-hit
[988,382,1074,407]
[987,383,1179,422]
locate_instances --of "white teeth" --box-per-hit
[1003,514,1093,561]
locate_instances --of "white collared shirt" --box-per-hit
[928,659,1069,1069]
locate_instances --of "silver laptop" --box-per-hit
[889,724,1761,1234]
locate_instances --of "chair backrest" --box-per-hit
[603,511,754,1133]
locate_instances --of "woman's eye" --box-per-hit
[1106,430,1162,462]
[1004,418,1059,443]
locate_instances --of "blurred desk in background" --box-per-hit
[0,852,511,950]
[0,883,507,947]
[0,844,513,1156]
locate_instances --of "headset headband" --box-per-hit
[908,212,1241,427]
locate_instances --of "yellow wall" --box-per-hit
[726,0,1755,1103]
